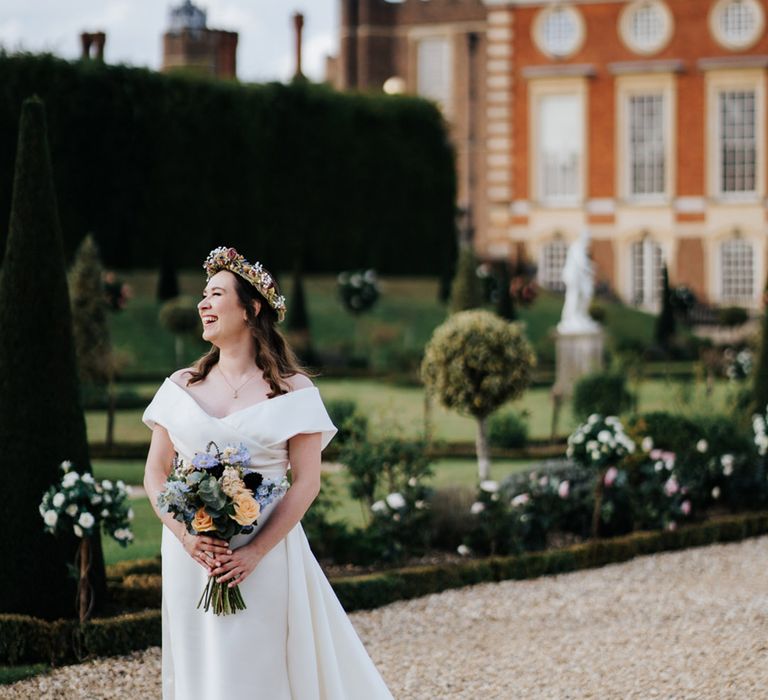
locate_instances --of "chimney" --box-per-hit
[80,31,106,61]
[293,12,304,79]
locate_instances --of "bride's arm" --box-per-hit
[211,431,322,587]
[143,424,231,570]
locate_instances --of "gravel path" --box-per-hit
[5,536,768,699]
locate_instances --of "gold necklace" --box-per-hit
[217,366,258,399]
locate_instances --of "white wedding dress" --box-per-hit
[143,379,393,700]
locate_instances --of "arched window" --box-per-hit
[538,239,569,291]
[720,238,754,302]
[630,237,663,308]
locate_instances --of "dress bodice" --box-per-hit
[142,378,337,475]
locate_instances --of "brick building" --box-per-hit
[332,0,768,310]
[162,0,238,79]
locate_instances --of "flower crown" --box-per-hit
[203,246,286,322]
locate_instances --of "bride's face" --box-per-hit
[198,270,257,344]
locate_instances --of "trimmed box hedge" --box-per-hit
[3,511,768,666]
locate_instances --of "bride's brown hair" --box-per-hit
[185,271,311,396]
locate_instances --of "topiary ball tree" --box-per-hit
[421,310,536,479]
[0,97,105,618]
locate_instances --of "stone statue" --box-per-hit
[557,229,600,335]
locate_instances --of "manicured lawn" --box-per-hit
[86,376,739,446]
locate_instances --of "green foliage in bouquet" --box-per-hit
[0,97,106,619]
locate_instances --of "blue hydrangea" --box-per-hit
[191,452,219,470]
[157,480,193,515]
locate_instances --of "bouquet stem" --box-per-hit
[76,538,94,623]
[197,576,246,615]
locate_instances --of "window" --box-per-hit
[534,5,585,58]
[628,94,666,196]
[539,239,569,291]
[620,1,673,55]
[719,90,756,194]
[711,0,764,50]
[538,94,583,203]
[721,238,754,302]
[417,37,451,110]
[630,238,663,308]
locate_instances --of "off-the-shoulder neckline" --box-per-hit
[163,378,317,421]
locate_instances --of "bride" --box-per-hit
[142,246,393,699]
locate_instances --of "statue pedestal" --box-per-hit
[553,330,604,398]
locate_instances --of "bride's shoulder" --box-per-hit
[284,372,314,393]
[169,367,195,387]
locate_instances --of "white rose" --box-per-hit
[116,480,126,490]
[90,494,102,505]
[573,433,584,444]
[371,500,387,514]
[479,480,499,493]
[641,437,654,452]
[65,504,78,517]
[511,493,530,507]
[711,486,721,500]
[414,500,426,510]
[52,493,65,508]
[81,473,94,484]
[60,460,72,471]
[62,472,79,488]
[696,439,708,453]
[385,493,406,510]
[43,510,58,527]
[73,524,84,538]
[470,502,485,515]
[102,480,113,491]
[457,544,471,557]
[101,509,110,518]
[597,430,612,444]
[408,477,418,487]
[78,512,95,529]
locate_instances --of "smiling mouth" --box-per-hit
[202,315,218,326]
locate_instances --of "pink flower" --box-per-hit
[604,467,619,487]
[681,500,691,516]
[664,476,680,496]
[558,480,570,499]
[226,247,238,259]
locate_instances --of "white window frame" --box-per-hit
[532,4,586,60]
[706,70,765,201]
[629,236,664,310]
[414,33,453,114]
[616,74,675,203]
[529,78,588,207]
[619,0,674,56]
[718,237,755,304]
[538,238,569,291]
[709,0,765,51]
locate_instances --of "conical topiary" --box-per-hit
[448,244,482,314]
[0,97,106,619]
[654,264,676,351]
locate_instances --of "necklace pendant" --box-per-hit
[233,390,238,399]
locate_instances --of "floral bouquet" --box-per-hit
[39,460,134,621]
[158,442,288,616]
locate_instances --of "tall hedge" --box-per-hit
[0,53,457,276]
[0,97,106,619]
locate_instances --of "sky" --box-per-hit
[0,0,339,83]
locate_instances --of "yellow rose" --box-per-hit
[192,507,215,532]
[231,493,261,526]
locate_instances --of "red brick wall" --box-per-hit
[675,237,707,301]
[591,238,615,289]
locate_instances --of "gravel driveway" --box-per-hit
[5,536,768,699]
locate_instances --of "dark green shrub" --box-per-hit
[427,486,476,551]
[718,306,749,327]
[572,371,634,420]
[487,409,529,448]
[325,399,367,445]
[0,97,105,619]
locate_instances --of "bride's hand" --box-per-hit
[180,530,232,572]
[210,545,263,587]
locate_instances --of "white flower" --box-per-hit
[127,508,135,521]
[81,473,94,485]
[414,500,426,510]
[43,510,58,527]
[78,512,95,529]
[385,492,406,510]
[511,493,530,507]
[696,439,708,453]
[457,544,471,557]
[102,480,113,491]
[641,437,654,452]
[90,494,102,505]
[60,460,72,471]
[558,481,570,499]
[721,454,734,476]
[491,493,499,502]
[573,433,584,444]
[62,472,79,488]
[588,414,599,424]
[65,504,78,517]
[407,477,418,487]
[479,480,499,493]
[125,485,134,496]
[591,450,601,461]
[470,502,485,515]
[597,430,612,444]
[101,509,110,518]
[371,500,387,514]
[73,524,84,538]
[52,492,65,508]
[586,440,599,453]
[654,461,664,472]
[116,480,126,490]
[392,513,401,522]
[711,486,721,500]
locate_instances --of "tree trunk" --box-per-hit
[423,392,433,445]
[175,335,184,367]
[76,537,94,623]
[591,469,606,539]
[475,415,491,480]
